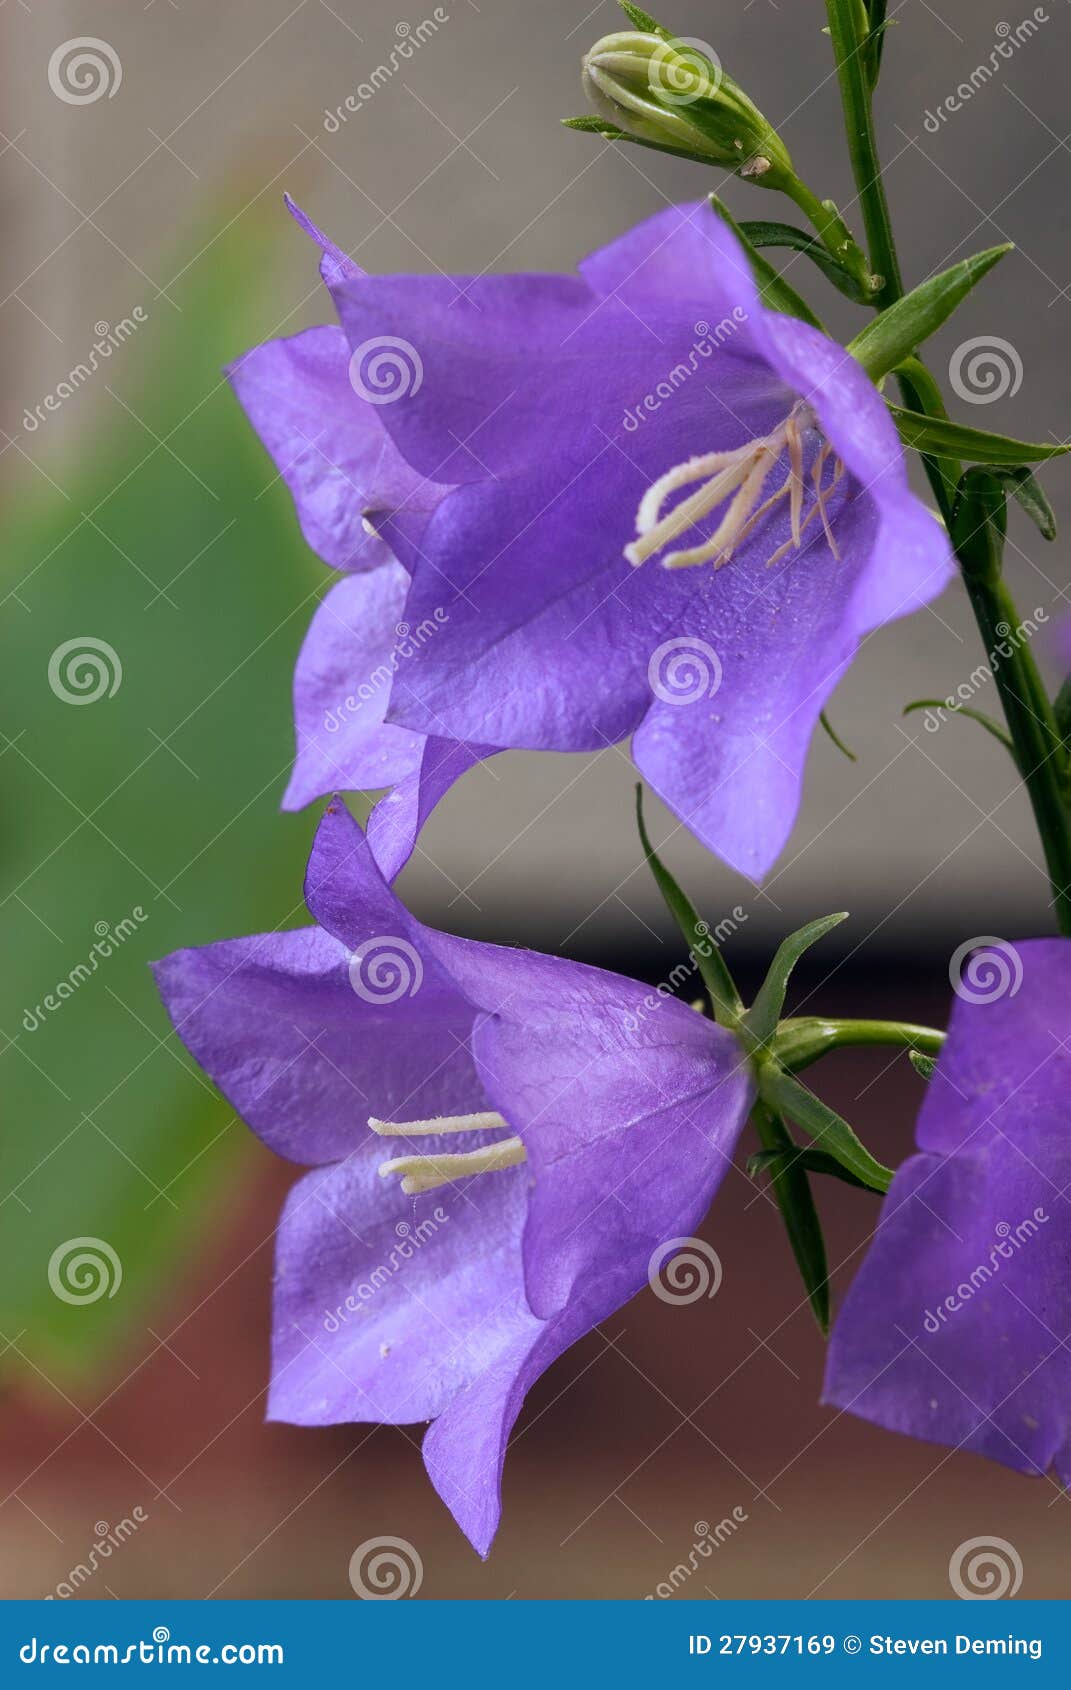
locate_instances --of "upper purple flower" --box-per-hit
[825,938,1071,1484]
[152,800,753,1555]
[231,197,952,880]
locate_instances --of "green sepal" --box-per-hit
[888,406,1071,470]
[751,1104,830,1333]
[617,0,671,36]
[819,709,857,762]
[848,245,1012,382]
[909,1051,938,1081]
[709,198,824,329]
[748,1145,875,1194]
[738,219,875,304]
[635,787,743,1027]
[562,114,741,169]
[744,912,848,1051]
[903,698,1014,754]
[759,1069,894,1194]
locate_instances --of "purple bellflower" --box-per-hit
[231,197,952,880]
[825,939,1071,1484]
[153,800,755,1556]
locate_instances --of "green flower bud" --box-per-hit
[580,30,794,187]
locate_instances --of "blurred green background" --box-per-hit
[3,0,1071,1601]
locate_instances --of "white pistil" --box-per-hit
[377,1137,527,1197]
[371,1112,526,1195]
[627,405,846,574]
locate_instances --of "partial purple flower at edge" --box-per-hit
[228,197,953,882]
[825,938,1071,1483]
[152,800,754,1556]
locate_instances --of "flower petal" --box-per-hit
[269,1155,532,1427]
[471,973,752,1318]
[153,807,482,1166]
[824,938,1071,1484]
[228,325,446,574]
[282,567,425,813]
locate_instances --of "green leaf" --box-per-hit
[738,219,874,304]
[759,1071,894,1193]
[635,787,743,1026]
[709,198,824,329]
[864,0,890,88]
[888,405,1071,469]
[745,913,848,1050]
[748,1145,875,1194]
[910,1051,938,1081]
[848,245,1012,381]
[0,200,326,1384]
[992,466,1058,541]
[903,698,1014,753]
[751,1105,830,1332]
[819,709,858,761]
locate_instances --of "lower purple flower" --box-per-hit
[153,801,754,1555]
[825,938,1071,1483]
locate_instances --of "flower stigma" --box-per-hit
[625,404,847,572]
[370,1112,527,1196]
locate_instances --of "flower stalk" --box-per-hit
[824,0,1071,937]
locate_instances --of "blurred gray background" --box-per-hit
[4,0,1069,960]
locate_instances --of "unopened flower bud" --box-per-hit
[581,31,794,187]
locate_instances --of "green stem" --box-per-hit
[962,572,1071,935]
[823,0,902,307]
[775,1017,945,1074]
[825,0,1071,936]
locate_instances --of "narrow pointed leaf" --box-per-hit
[992,466,1058,540]
[710,199,824,329]
[746,912,848,1049]
[760,1070,894,1193]
[888,405,1071,469]
[635,787,743,1025]
[738,219,875,304]
[864,0,890,87]
[819,709,857,761]
[903,699,1014,753]
[910,1051,938,1081]
[752,1105,830,1332]
[748,1145,875,1193]
[848,245,1012,382]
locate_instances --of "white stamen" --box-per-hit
[378,1136,527,1196]
[662,444,775,571]
[626,403,846,575]
[368,1111,507,1139]
[626,452,758,569]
